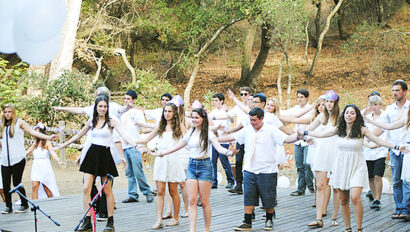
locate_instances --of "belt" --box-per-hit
[191,156,209,160]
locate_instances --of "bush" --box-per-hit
[23,71,95,126]
[120,68,176,109]
[0,58,28,108]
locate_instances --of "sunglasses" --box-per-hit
[240,93,248,96]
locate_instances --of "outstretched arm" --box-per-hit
[52,106,86,115]
[278,115,312,125]
[135,126,160,144]
[20,121,58,141]
[54,123,91,150]
[25,143,35,156]
[156,139,188,157]
[111,119,136,146]
[227,89,250,114]
[210,137,232,156]
[307,127,337,138]
[46,141,64,166]
[365,116,405,130]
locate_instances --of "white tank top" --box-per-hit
[33,147,50,160]
[1,119,26,166]
[89,123,113,146]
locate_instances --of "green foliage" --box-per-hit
[0,58,28,107]
[120,68,176,109]
[22,71,95,125]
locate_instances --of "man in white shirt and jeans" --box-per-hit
[218,107,299,231]
[383,80,409,220]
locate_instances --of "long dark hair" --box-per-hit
[337,104,365,139]
[34,126,47,148]
[158,102,182,139]
[323,99,340,126]
[92,94,110,129]
[192,108,209,153]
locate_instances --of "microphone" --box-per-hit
[106,174,114,180]
[9,183,24,194]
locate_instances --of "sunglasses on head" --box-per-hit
[240,93,248,96]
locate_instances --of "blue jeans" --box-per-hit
[211,144,235,185]
[124,147,151,199]
[294,144,313,191]
[186,158,213,183]
[390,152,409,214]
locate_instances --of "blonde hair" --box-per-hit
[1,103,17,138]
[312,98,325,123]
[267,98,280,115]
[368,95,382,105]
[95,86,111,101]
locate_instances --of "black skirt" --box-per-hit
[80,144,118,177]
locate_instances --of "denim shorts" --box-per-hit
[243,171,277,208]
[186,158,213,183]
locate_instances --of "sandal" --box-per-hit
[391,213,401,219]
[398,213,407,219]
[181,211,189,218]
[330,218,339,226]
[162,213,172,219]
[165,219,179,226]
[345,228,352,232]
[151,222,163,229]
[356,229,363,232]
[307,219,323,228]
[322,213,327,217]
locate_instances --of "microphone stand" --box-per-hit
[74,174,113,231]
[14,189,60,232]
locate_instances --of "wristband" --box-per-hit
[304,130,309,136]
[394,145,400,150]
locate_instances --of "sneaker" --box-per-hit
[122,197,139,203]
[97,212,108,221]
[103,216,114,232]
[309,188,315,194]
[264,219,274,231]
[290,190,304,196]
[15,205,29,213]
[370,200,381,210]
[234,222,252,231]
[226,182,235,189]
[1,207,12,214]
[146,193,155,203]
[228,184,243,194]
[366,191,374,201]
[212,183,218,189]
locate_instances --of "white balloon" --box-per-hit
[0,0,15,22]
[277,176,290,188]
[14,0,66,42]
[0,20,16,54]
[15,30,61,65]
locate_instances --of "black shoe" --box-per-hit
[146,193,155,203]
[103,216,115,231]
[366,191,374,201]
[97,212,108,221]
[264,219,274,231]
[122,197,139,203]
[75,216,92,231]
[252,212,255,221]
[234,222,252,231]
[370,200,379,209]
[15,205,29,213]
[290,190,304,196]
[226,182,235,189]
[1,207,12,214]
[212,183,218,189]
[309,188,315,194]
[228,184,243,194]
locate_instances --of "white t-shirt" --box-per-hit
[383,100,410,155]
[234,123,286,174]
[84,102,122,121]
[1,119,26,167]
[281,104,313,146]
[182,128,216,158]
[227,105,248,126]
[240,111,283,128]
[120,108,146,149]
[145,108,163,123]
[363,110,388,160]
[209,108,231,144]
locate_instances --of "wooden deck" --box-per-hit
[1,187,409,232]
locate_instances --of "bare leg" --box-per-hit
[83,174,95,215]
[338,189,351,229]
[101,176,114,217]
[369,177,376,199]
[374,176,383,201]
[332,188,340,219]
[186,179,199,232]
[350,187,363,229]
[42,184,54,198]
[198,180,212,232]
[314,171,327,220]
[164,185,173,216]
[0,189,4,202]
[154,181,166,227]
[323,183,331,215]
[32,181,40,200]
[168,182,181,221]
[179,181,188,212]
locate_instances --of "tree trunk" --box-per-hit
[239,22,257,85]
[277,54,285,110]
[49,0,82,81]
[312,1,322,48]
[285,52,292,109]
[375,0,384,25]
[184,18,243,106]
[309,0,344,76]
[249,25,271,88]
[334,0,348,40]
[166,51,186,83]
[304,21,309,73]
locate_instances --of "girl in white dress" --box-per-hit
[306,104,408,232]
[26,123,63,199]
[135,101,186,229]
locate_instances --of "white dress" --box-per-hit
[330,137,369,190]
[31,147,60,199]
[306,123,324,169]
[312,121,337,172]
[153,132,185,183]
